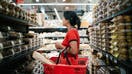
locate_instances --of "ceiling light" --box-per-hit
[36,0,39,2]
[54,8,62,22]
[62,0,66,2]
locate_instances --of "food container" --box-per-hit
[8,3,15,16]
[128,47,132,60]
[21,45,28,51]
[2,41,13,48]
[2,48,14,57]
[14,46,21,53]
[118,23,132,30]
[118,47,128,61]
[1,1,9,15]
[23,38,33,44]
[15,6,20,18]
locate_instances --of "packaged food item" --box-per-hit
[8,3,15,16]
[23,38,33,44]
[0,32,7,42]
[24,33,35,38]
[21,45,28,51]
[128,47,132,60]
[14,46,21,53]
[8,32,18,40]
[2,48,14,57]
[0,52,3,61]
[1,1,9,15]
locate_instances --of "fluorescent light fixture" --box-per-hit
[54,8,62,22]
[62,0,66,2]
[18,3,96,6]
[36,0,39,2]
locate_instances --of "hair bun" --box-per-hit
[64,11,81,29]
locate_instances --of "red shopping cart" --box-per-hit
[43,48,89,74]
[43,57,88,74]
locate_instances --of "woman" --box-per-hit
[55,11,81,65]
[32,11,80,65]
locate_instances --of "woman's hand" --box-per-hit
[55,42,65,49]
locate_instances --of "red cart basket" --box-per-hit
[43,57,88,74]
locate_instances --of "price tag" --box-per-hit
[0,32,3,38]
[11,49,15,55]
[114,59,117,64]
[106,54,108,58]
[18,33,22,38]
[18,46,21,52]
[25,45,28,50]
[0,4,2,9]
[18,40,22,44]
[11,41,15,46]
[110,56,113,60]
[0,43,3,50]
[8,26,11,31]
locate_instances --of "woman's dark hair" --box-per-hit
[64,11,81,29]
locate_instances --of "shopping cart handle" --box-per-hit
[56,47,71,65]
[56,48,65,64]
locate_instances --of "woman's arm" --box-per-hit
[69,41,78,55]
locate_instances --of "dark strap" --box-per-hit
[56,49,64,64]
[56,47,71,65]
[64,51,71,65]
[56,47,68,64]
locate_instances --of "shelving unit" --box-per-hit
[44,36,88,39]
[29,27,87,32]
[0,5,40,73]
[0,14,37,27]
[90,2,132,74]
[94,6,132,25]
[92,45,132,74]
[0,46,39,68]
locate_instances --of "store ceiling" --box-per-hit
[23,0,98,11]
[22,0,98,19]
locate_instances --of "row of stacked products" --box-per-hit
[0,1,38,25]
[0,24,44,74]
[0,1,90,73]
[89,15,132,61]
[0,1,44,74]
[89,0,132,74]
[93,0,132,24]
[0,26,42,60]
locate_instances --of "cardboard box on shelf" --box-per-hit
[36,13,45,26]
[80,21,89,28]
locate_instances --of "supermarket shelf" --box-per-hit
[44,36,88,39]
[29,27,87,32]
[29,27,67,32]
[0,14,37,27]
[0,46,40,69]
[80,36,88,38]
[94,6,132,25]
[1,43,24,49]
[90,44,132,71]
